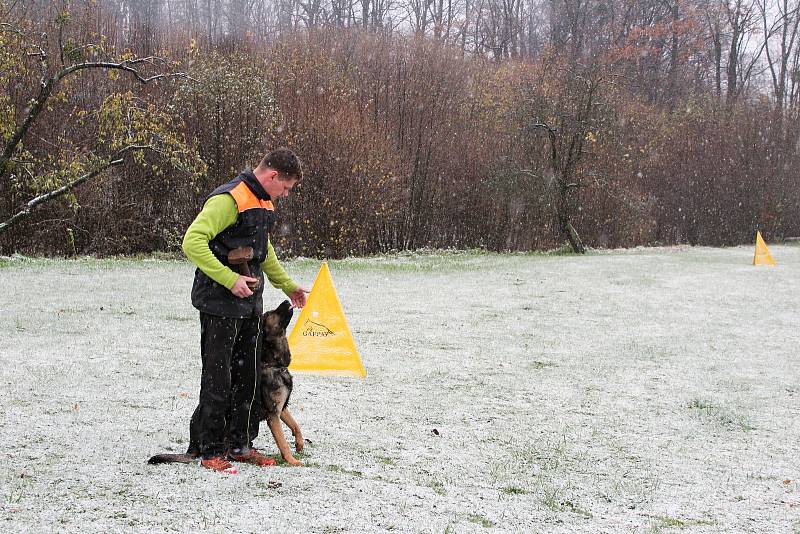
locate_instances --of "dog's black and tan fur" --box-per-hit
[149,300,304,466]
[259,300,304,466]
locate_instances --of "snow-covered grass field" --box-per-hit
[1,245,798,533]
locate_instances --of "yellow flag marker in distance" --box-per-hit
[753,231,776,266]
[288,262,366,377]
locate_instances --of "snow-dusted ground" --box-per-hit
[1,245,798,533]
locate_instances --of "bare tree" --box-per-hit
[528,65,607,253]
[759,0,800,114]
[724,0,763,105]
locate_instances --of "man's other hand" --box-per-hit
[231,275,258,298]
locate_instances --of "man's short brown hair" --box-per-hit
[258,147,303,181]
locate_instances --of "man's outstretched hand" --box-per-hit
[288,286,310,308]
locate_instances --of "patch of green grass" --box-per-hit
[501,486,529,495]
[264,449,312,467]
[658,516,686,528]
[528,360,556,370]
[467,513,494,528]
[687,398,713,410]
[329,252,490,273]
[535,243,584,256]
[325,464,363,477]
[687,398,755,431]
[429,480,446,496]
[540,485,591,518]
[253,479,282,491]
[5,475,33,505]
[5,487,23,504]
[378,456,395,466]
[165,314,193,322]
[132,251,185,261]
[0,254,191,272]
[287,248,554,274]
[541,483,563,512]
[562,500,592,518]
[513,431,573,472]
[652,516,716,530]
[0,254,43,267]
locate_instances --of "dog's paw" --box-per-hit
[287,458,304,467]
[295,436,305,453]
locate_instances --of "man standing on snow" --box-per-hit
[182,147,308,473]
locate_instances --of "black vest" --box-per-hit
[191,171,276,318]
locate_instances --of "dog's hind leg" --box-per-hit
[267,416,303,466]
[280,408,304,453]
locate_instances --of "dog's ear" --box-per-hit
[278,299,293,330]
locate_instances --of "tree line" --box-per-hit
[1,0,798,257]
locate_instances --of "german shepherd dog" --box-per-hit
[149,300,304,466]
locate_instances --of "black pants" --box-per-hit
[187,312,262,458]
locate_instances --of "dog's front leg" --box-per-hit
[280,408,304,453]
[267,416,303,466]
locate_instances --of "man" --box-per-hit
[182,147,308,473]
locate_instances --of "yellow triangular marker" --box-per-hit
[753,231,776,266]
[288,263,366,377]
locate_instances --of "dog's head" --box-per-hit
[263,299,293,335]
[261,300,293,367]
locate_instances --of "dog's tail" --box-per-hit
[148,453,199,465]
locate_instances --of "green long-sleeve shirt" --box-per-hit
[182,193,298,295]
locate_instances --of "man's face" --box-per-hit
[263,171,298,200]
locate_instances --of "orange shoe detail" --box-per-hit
[200,456,238,474]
